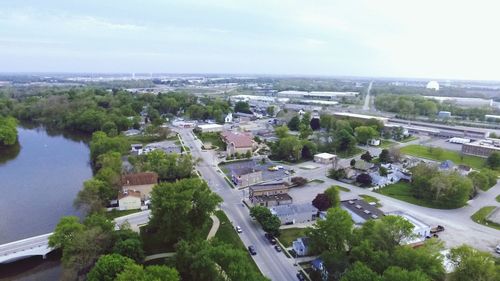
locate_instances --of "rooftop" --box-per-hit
[270,203,318,217]
[341,199,384,221]
[122,172,159,186]
[221,131,254,148]
[464,139,500,151]
[333,112,389,122]
[314,152,337,159]
[252,193,293,203]
[197,123,223,129]
[250,182,289,192]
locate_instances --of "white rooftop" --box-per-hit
[197,123,223,129]
[314,153,337,159]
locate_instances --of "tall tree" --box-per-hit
[288,116,301,131]
[324,185,341,208]
[486,151,500,169]
[0,116,18,146]
[87,254,136,281]
[449,245,500,281]
[355,126,379,145]
[307,207,353,254]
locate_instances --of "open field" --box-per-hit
[400,144,485,169]
[470,206,500,231]
[376,182,462,209]
[279,228,307,248]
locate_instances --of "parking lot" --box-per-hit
[221,159,292,182]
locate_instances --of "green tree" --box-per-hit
[449,245,500,281]
[266,106,275,116]
[355,126,379,145]
[486,151,500,169]
[468,171,489,193]
[0,116,18,146]
[288,116,301,131]
[87,254,135,281]
[382,267,430,281]
[299,123,313,139]
[89,131,129,162]
[74,179,112,214]
[48,216,85,249]
[113,236,144,263]
[116,264,179,281]
[341,262,381,281]
[275,125,290,139]
[234,101,251,114]
[334,129,357,153]
[307,207,353,254]
[379,149,391,163]
[277,136,303,162]
[324,185,340,208]
[250,206,281,236]
[149,178,222,244]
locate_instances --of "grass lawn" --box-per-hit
[376,182,461,209]
[399,135,419,143]
[380,139,397,148]
[196,132,226,150]
[496,195,500,203]
[279,228,308,247]
[471,206,500,230]
[359,194,382,207]
[337,147,364,159]
[213,210,263,275]
[105,209,141,220]
[336,185,350,192]
[400,144,485,169]
[309,179,325,184]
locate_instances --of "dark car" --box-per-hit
[265,233,277,245]
[430,225,445,234]
[296,271,306,281]
[274,245,282,252]
[248,245,257,255]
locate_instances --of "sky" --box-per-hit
[1,0,500,80]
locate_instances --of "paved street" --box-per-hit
[178,129,299,281]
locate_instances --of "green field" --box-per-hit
[471,206,500,230]
[279,228,308,247]
[400,144,485,169]
[359,194,381,207]
[379,139,397,148]
[376,182,460,209]
[196,132,226,150]
[213,210,262,275]
[496,195,500,203]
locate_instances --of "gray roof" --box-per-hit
[250,182,288,192]
[341,199,384,221]
[270,203,318,217]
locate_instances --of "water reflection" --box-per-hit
[0,142,20,165]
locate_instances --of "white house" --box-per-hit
[369,139,381,146]
[118,190,142,210]
[269,203,318,225]
[224,113,233,123]
[292,237,311,256]
[197,123,224,133]
[314,153,337,164]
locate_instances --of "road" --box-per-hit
[362,81,373,111]
[178,129,298,281]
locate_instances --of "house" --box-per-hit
[197,123,224,133]
[438,111,451,119]
[340,199,384,224]
[269,203,318,225]
[224,113,233,123]
[123,129,141,136]
[439,160,455,171]
[386,211,431,244]
[314,153,337,165]
[249,182,292,207]
[231,167,262,187]
[130,143,143,153]
[369,139,381,146]
[311,258,328,281]
[292,237,311,256]
[118,190,142,210]
[121,172,159,199]
[221,131,255,156]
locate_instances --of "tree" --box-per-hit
[324,186,340,208]
[49,216,85,249]
[116,264,179,281]
[312,193,332,211]
[356,173,372,186]
[301,140,317,159]
[370,215,415,252]
[468,171,489,193]
[382,267,430,281]
[288,116,301,131]
[341,262,381,281]
[266,106,275,116]
[275,125,289,139]
[486,151,500,169]
[328,168,347,180]
[0,116,18,146]
[149,178,222,244]
[449,245,500,281]
[113,235,144,263]
[307,207,353,254]
[277,136,303,162]
[291,176,308,187]
[379,149,391,163]
[355,126,379,145]
[250,206,281,236]
[388,147,402,163]
[89,131,129,162]
[87,254,135,281]
[361,151,373,162]
[74,179,112,214]
[299,123,313,139]
[310,117,321,131]
[391,242,445,281]
[335,129,357,153]
[234,101,251,114]
[350,159,356,167]
[379,166,388,177]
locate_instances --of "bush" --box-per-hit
[356,173,372,187]
[291,176,308,187]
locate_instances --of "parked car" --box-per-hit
[248,245,257,255]
[274,245,282,252]
[236,226,242,233]
[265,233,277,245]
[430,225,445,234]
[296,272,306,281]
[496,244,500,254]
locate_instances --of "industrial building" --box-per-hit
[333,112,389,124]
[277,91,359,101]
[462,139,500,158]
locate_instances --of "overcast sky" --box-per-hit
[1,0,500,80]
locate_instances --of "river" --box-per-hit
[0,126,92,280]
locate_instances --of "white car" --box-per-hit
[496,244,500,254]
[236,226,242,233]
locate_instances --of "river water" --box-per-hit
[0,126,92,280]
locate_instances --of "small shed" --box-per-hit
[314,153,337,164]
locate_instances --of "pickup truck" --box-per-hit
[430,225,445,234]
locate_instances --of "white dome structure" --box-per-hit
[426,81,440,91]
